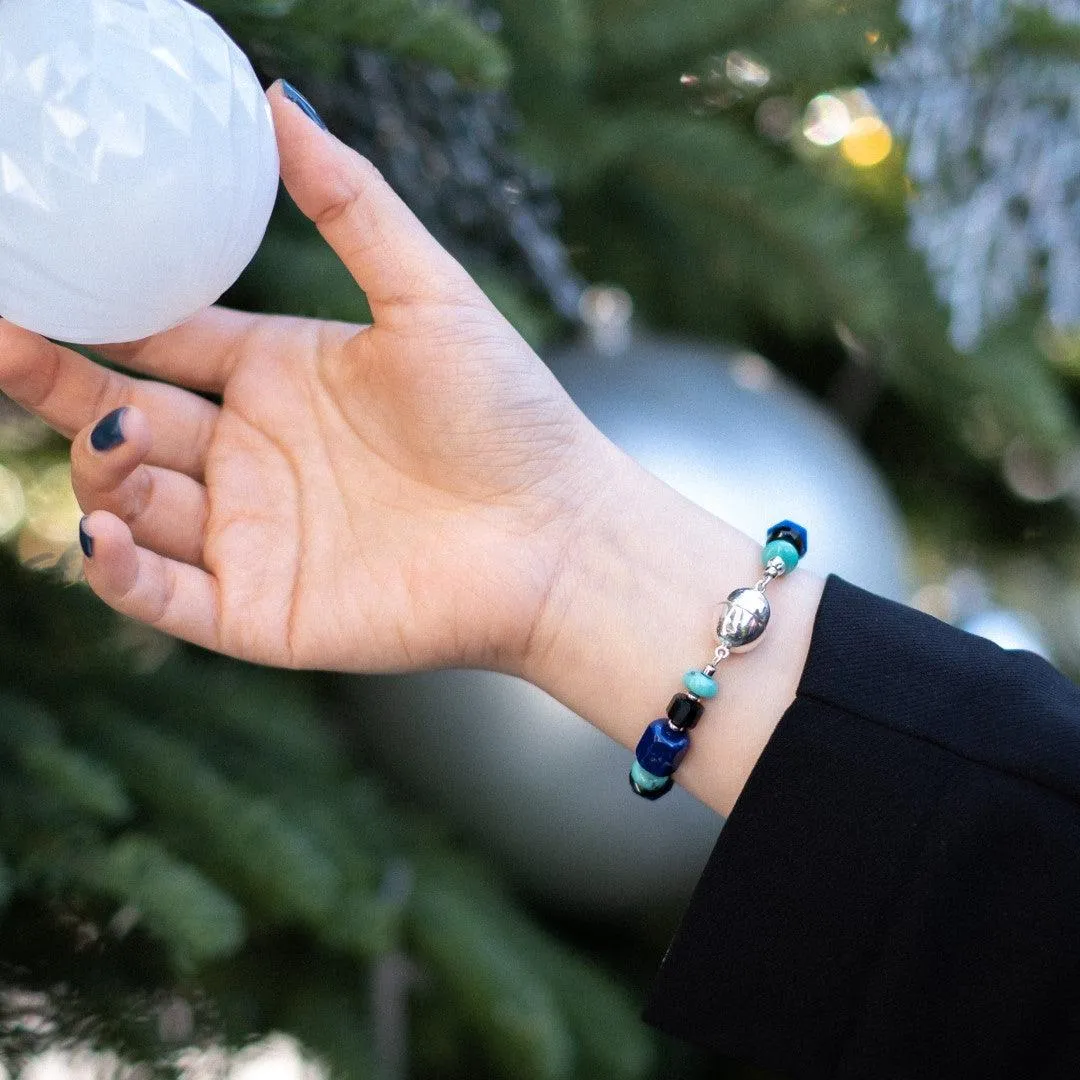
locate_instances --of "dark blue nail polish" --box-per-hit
[281,81,328,131]
[79,518,94,558]
[90,407,127,452]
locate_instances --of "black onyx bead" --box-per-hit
[629,771,674,800]
[766,519,808,558]
[666,693,704,730]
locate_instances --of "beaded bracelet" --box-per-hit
[629,519,808,800]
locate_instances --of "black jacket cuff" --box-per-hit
[643,575,1080,1078]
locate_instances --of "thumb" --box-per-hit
[268,80,481,323]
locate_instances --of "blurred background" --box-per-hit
[2,0,1079,1077]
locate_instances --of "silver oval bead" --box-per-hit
[716,587,771,651]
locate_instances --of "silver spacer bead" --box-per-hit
[702,663,718,678]
[755,560,786,591]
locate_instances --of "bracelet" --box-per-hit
[629,519,808,800]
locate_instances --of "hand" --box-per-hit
[0,82,823,816]
[0,82,605,675]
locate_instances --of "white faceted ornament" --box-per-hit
[0,0,279,344]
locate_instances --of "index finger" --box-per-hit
[88,305,266,393]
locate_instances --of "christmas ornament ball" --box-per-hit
[349,335,910,917]
[0,0,279,344]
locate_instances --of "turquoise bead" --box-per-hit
[762,538,800,573]
[630,759,669,792]
[683,670,718,698]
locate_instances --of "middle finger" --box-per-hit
[0,319,217,479]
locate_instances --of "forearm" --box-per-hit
[521,433,825,818]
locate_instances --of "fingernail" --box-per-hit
[79,517,94,558]
[280,81,329,131]
[90,407,127,452]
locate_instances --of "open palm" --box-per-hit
[0,84,603,675]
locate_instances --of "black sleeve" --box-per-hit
[643,575,1080,1080]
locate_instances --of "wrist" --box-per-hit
[520,441,824,817]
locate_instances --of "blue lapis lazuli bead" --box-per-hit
[683,670,718,699]
[635,718,690,777]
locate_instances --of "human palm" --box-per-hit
[0,84,600,675]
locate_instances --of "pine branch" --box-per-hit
[0,770,241,971]
[410,877,575,1080]
[125,658,346,785]
[590,0,786,78]
[549,107,1077,452]
[491,0,592,95]
[1008,4,1080,60]
[270,967,375,1080]
[0,856,11,916]
[17,742,132,826]
[484,900,657,1079]
[68,704,352,933]
[78,835,247,972]
[204,0,510,86]
[0,549,652,1079]
[741,6,898,91]
[227,231,372,325]
[333,784,657,1080]
[967,306,1078,448]
[0,694,131,825]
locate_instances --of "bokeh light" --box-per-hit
[801,89,893,167]
[755,96,798,142]
[17,460,83,576]
[840,115,893,166]
[11,1034,325,1080]
[724,51,770,89]
[838,87,878,121]
[0,395,51,451]
[0,464,26,540]
[1001,436,1070,502]
[802,93,850,146]
[24,462,81,545]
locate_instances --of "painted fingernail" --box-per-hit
[280,81,328,131]
[90,407,127,452]
[79,517,94,558]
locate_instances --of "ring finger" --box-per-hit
[71,406,209,566]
